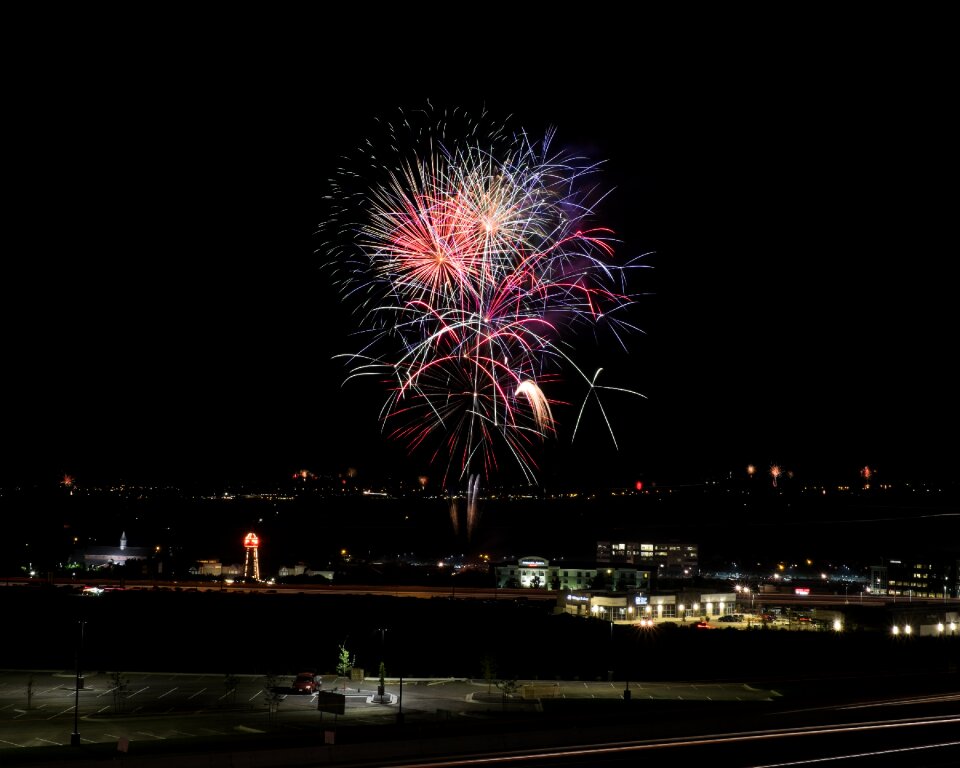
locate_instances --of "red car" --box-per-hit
[694,621,713,629]
[292,672,318,694]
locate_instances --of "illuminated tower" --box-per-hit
[243,532,260,581]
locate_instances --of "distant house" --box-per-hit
[74,532,151,571]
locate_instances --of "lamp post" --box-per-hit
[70,618,85,747]
[396,670,403,725]
[621,616,631,701]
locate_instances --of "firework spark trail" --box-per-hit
[466,474,481,540]
[326,107,647,523]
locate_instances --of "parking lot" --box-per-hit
[0,669,779,750]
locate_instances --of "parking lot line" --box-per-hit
[188,688,206,700]
[47,706,75,719]
[158,687,178,699]
[0,739,23,747]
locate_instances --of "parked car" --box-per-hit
[718,614,743,623]
[292,672,319,694]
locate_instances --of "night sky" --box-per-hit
[5,44,954,489]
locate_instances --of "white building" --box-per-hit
[74,532,151,570]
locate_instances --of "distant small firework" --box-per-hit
[61,474,74,487]
[770,464,782,488]
[860,466,872,479]
[324,106,648,536]
[746,464,756,477]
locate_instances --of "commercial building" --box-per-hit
[870,557,959,598]
[495,556,650,593]
[596,540,699,578]
[560,590,738,623]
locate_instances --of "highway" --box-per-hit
[4,577,958,611]
[0,578,556,601]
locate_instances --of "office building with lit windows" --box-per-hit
[870,557,959,599]
[596,540,699,578]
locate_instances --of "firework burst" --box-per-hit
[324,106,646,509]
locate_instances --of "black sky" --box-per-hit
[4,33,954,487]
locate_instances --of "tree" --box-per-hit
[480,655,497,694]
[495,678,519,710]
[336,643,355,679]
[223,673,238,706]
[110,671,129,714]
[530,573,542,589]
[262,673,284,722]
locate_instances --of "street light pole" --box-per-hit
[621,617,631,701]
[70,618,85,747]
[396,670,403,725]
